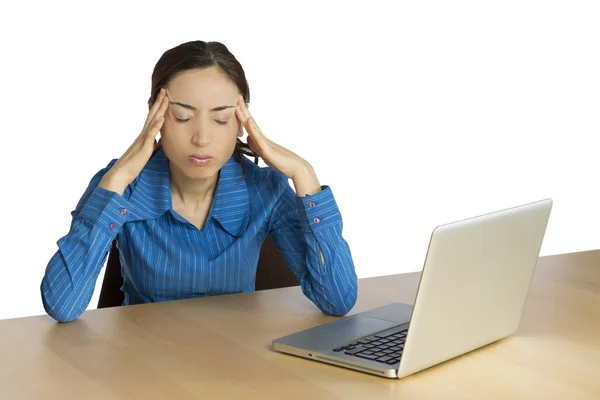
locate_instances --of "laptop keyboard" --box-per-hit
[332,326,407,365]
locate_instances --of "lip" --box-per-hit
[188,154,214,166]
[190,154,213,160]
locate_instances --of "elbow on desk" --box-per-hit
[323,301,355,317]
[322,285,358,317]
[42,299,82,323]
[40,284,83,323]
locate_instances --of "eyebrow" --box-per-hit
[170,101,235,112]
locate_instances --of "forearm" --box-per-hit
[291,164,327,262]
[99,171,128,196]
[298,228,358,316]
[41,221,114,322]
[271,183,358,316]
[291,163,322,197]
[41,187,130,322]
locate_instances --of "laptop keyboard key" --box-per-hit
[374,330,398,338]
[330,327,409,363]
[377,355,394,363]
[355,353,379,360]
[344,346,368,355]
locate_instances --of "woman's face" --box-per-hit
[156,67,243,180]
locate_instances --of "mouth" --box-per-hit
[189,154,214,166]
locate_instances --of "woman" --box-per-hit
[41,40,358,323]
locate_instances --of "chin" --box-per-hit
[184,165,216,177]
[189,170,218,180]
[184,159,223,177]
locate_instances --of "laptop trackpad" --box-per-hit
[318,316,398,345]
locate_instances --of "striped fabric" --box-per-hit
[41,148,358,323]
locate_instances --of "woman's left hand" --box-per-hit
[235,95,309,179]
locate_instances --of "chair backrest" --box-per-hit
[97,235,299,308]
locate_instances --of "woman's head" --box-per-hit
[148,40,257,180]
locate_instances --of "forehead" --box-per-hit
[166,67,239,106]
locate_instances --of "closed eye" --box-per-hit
[174,117,227,125]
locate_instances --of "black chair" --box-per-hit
[97,235,300,308]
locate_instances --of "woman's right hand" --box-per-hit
[99,88,170,195]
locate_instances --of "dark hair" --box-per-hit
[148,40,259,169]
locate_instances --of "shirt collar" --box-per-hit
[210,156,251,237]
[127,147,250,237]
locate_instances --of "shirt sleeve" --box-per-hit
[267,179,358,316]
[40,161,133,323]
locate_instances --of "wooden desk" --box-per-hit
[1,250,599,399]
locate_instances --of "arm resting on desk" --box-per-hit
[268,177,358,316]
[41,162,130,323]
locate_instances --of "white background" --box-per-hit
[0,0,598,321]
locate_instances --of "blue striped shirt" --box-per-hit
[41,148,358,322]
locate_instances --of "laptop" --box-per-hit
[272,198,553,379]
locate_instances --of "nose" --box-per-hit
[191,119,211,147]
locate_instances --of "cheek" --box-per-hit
[156,124,182,153]
[215,126,239,152]
[159,121,184,141]
[217,121,240,138]
[218,126,239,153]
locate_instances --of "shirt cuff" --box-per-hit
[78,186,132,236]
[295,185,342,233]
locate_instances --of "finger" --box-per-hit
[143,88,167,132]
[236,102,265,140]
[248,116,265,138]
[235,97,245,123]
[247,131,269,157]
[235,95,250,124]
[157,94,170,119]
[144,94,169,138]
[144,115,164,146]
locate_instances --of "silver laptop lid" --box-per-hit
[397,199,552,378]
